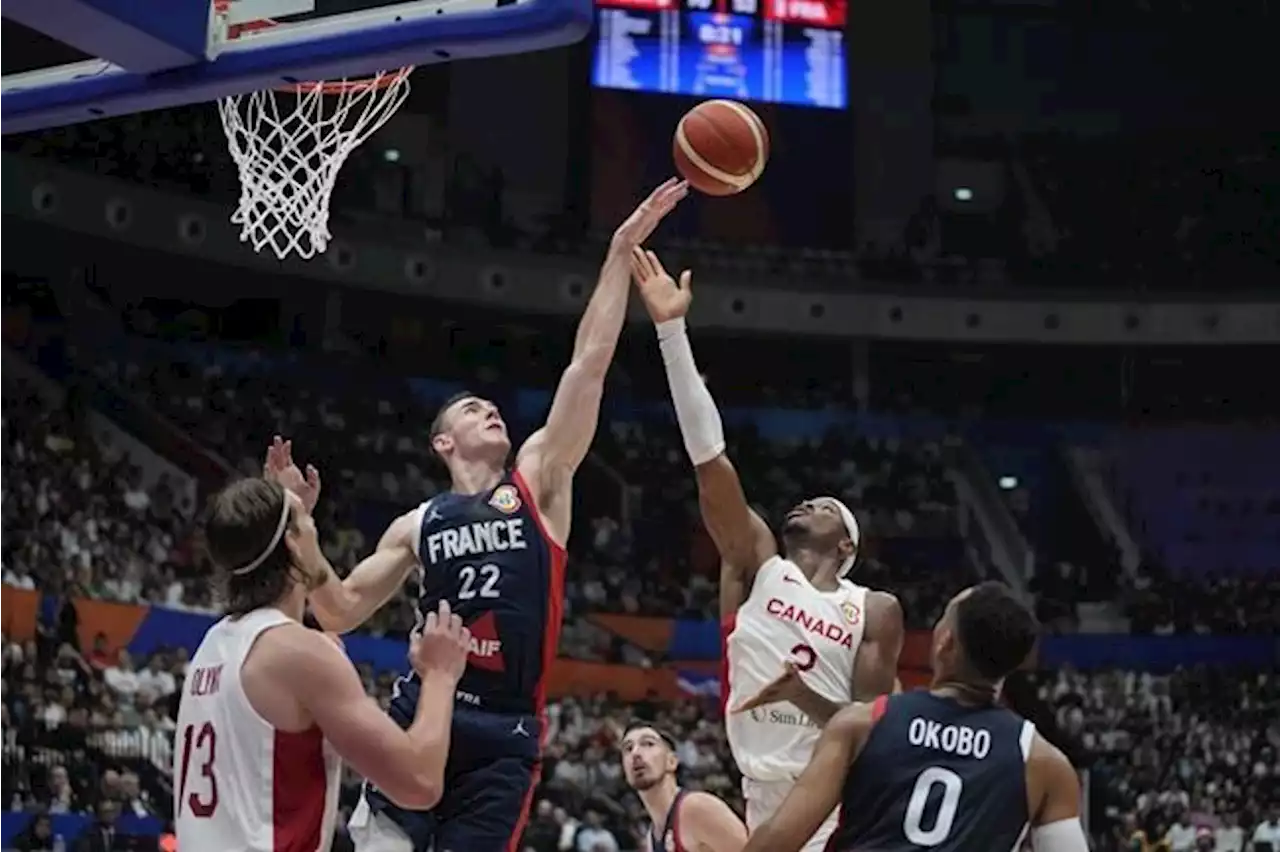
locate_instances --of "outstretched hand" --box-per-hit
[263,435,321,513]
[611,178,689,250]
[732,662,808,714]
[630,247,692,324]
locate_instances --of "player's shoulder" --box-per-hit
[830,699,879,737]
[1027,731,1073,776]
[676,791,745,838]
[862,588,903,627]
[251,619,347,673]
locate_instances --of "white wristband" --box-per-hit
[656,318,725,467]
[1031,818,1089,852]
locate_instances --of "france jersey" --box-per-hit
[406,468,566,716]
[357,469,567,852]
[828,691,1036,852]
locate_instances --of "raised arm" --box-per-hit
[516,179,688,531]
[261,438,421,634]
[631,250,776,581]
[305,511,421,634]
[741,703,871,852]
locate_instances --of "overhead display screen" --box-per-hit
[591,0,846,109]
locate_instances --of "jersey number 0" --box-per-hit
[902,766,963,846]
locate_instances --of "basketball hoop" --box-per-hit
[213,1,413,260]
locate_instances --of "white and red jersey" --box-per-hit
[174,608,342,852]
[724,555,868,782]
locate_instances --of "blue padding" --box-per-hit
[2,0,592,134]
[1038,634,1279,671]
[127,606,413,673]
[669,618,722,661]
[1,813,163,846]
[4,0,208,74]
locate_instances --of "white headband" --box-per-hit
[825,497,861,578]
[230,495,291,576]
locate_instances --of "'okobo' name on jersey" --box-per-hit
[410,471,567,715]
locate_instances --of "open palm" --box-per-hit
[263,435,321,513]
[612,178,689,249]
[630,247,692,324]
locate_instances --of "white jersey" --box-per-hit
[174,608,342,852]
[724,555,868,782]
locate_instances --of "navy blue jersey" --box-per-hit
[649,789,689,852]
[829,691,1034,852]
[407,470,565,716]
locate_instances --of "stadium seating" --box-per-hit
[3,82,1278,852]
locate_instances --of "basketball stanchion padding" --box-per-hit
[214,2,413,260]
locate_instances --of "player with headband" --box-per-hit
[174,478,471,852]
[630,248,904,852]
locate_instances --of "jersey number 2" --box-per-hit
[902,766,962,846]
[178,722,219,818]
[458,564,501,600]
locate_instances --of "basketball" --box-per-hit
[673,100,770,197]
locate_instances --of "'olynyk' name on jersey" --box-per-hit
[423,519,528,564]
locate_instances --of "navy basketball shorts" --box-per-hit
[351,690,542,852]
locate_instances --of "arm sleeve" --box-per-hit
[656,318,725,466]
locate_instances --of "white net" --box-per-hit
[218,68,412,260]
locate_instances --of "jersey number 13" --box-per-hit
[177,722,219,818]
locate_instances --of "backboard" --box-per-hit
[1,0,592,133]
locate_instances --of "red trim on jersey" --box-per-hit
[670,794,687,852]
[870,694,889,724]
[272,726,327,852]
[719,613,736,718]
[509,468,565,850]
[505,763,542,852]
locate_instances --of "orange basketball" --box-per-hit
[672,100,770,196]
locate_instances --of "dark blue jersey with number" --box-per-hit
[829,691,1034,852]
[405,469,566,716]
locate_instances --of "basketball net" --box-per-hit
[213,2,413,260]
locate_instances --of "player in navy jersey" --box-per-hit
[741,582,1089,852]
[261,178,689,852]
[620,721,748,852]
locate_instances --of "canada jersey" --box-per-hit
[724,555,867,781]
[408,469,566,715]
[829,692,1035,852]
[174,608,341,852]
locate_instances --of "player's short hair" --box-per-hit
[204,478,299,617]
[429,390,480,440]
[952,581,1039,682]
[621,719,678,752]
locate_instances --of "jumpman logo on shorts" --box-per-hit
[512,719,530,737]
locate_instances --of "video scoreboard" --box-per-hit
[591,0,846,109]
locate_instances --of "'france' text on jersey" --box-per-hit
[408,471,566,715]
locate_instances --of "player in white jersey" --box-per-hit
[175,478,471,852]
[631,249,905,852]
